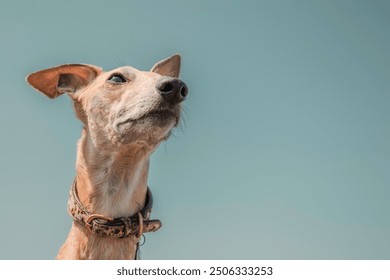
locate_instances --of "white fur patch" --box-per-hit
[99,157,147,217]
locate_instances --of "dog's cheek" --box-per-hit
[87,103,120,150]
[73,101,88,125]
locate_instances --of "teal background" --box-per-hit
[1,0,389,259]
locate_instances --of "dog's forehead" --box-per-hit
[107,66,138,74]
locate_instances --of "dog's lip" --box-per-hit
[145,109,176,118]
[117,109,176,126]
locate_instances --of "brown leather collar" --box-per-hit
[67,178,162,238]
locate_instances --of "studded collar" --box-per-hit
[67,178,162,238]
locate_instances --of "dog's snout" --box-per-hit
[156,78,188,103]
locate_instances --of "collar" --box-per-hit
[67,178,162,238]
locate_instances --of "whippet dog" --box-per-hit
[26,54,187,259]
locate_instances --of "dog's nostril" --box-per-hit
[180,85,188,98]
[160,82,174,93]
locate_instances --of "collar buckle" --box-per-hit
[85,214,113,234]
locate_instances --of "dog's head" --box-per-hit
[27,55,187,150]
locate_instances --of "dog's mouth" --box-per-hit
[140,109,180,127]
[113,107,181,145]
[117,109,178,128]
[145,109,176,119]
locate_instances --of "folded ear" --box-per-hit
[150,54,181,78]
[26,64,102,99]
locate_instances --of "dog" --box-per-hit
[26,54,187,259]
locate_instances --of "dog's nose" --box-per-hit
[156,78,188,103]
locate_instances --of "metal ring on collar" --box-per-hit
[136,212,144,239]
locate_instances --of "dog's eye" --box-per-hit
[108,74,126,83]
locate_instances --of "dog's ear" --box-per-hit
[26,64,102,99]
[150,54,181,78]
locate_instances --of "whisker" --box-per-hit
[114,55,127,68]
[167,70,177,77]
[162,140,168,153]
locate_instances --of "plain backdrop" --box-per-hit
[0,0,389,259]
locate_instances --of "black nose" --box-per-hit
[156,78,188,103]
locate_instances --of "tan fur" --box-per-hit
[26,54,186,259]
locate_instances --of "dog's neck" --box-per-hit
[75,128,152,218]
[57,128,155,259]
